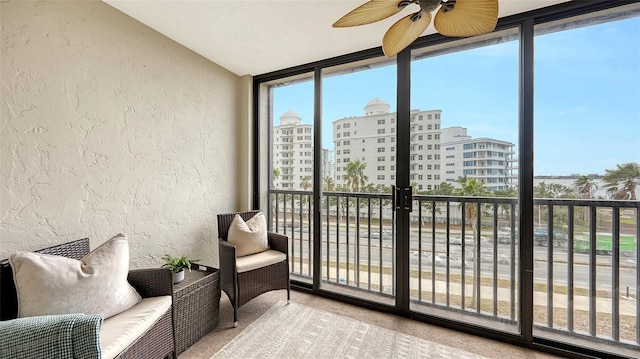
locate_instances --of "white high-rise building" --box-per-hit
[441,127,516,191]
[321,149,334,183]
[272,111,313,190]
[332,98,516,192]
[333,98,443,191]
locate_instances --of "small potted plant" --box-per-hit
[162,254,199,284]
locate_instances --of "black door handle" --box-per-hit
[392,186,413,212]
[404,187,413,212]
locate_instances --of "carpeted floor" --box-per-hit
[210,300,489,359]
[179,290,562,359]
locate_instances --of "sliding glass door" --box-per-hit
[262,71,315,285]
[319,58,398,305]
[407,28,520,332]
[256,2,640,357]
[532,7,639,357]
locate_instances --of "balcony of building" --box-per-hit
[267,189,639,358]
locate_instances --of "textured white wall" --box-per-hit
[1,0,244,268]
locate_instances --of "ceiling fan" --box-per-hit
[333,0,499,57]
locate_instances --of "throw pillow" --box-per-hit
[9,234,142,319]
[227,212,269,257]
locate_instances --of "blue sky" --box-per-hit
[273,16,639,176]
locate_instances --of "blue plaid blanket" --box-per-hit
[0,313,102,359]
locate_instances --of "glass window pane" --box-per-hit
[266,73,315,283]
[533,6,639,356]
[409,28,520,334]
[320,58,397,305]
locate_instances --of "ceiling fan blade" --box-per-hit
[333,0,408,28]
[434,0,498,37]
[382,11,431,57]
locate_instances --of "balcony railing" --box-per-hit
[268,189,639,355]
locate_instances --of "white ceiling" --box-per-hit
[103,0,570,76]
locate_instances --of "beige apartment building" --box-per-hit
[333,98,516,192]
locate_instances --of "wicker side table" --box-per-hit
[173,264,220,354]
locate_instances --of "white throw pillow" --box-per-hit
[227,212,269,257]
[9,234,142,319]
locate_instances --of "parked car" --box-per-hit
[450,235,487,246]
[497,232,517,244]
[434,254,469,268]
[479,250,511,265]
[497,254,512,265]
[450,236,475,246]
[533,229,567,247]
[424,252,473,268]
[452,248,512,265]
[360,230,392,240]
[410,251,433,266]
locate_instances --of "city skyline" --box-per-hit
[271,16,639,177]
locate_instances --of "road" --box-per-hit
[284,227,638,294]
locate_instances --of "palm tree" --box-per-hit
[573,175,598,222]
[455,177,489,231]
[454,177,489,310]
[533,181,574,233]
[271,168,282,219]
[272,168,281,189]
[360,182,378,193]
[419,182,455,225]
[300,176,312,191]
[433,181,455,195]
[322,176,335,191]
[573,175,598,199]
[492,187,517,223]
[410,181,419,195]
[321,176,338,222]
[602,162,639,200]
[493,187,517,198]
[534,181,574,199]
[297,176,312,219]
[343,160,368,193]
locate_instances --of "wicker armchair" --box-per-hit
[217,210,290,327]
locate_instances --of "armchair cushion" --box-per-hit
[227,212,269,257]
[9,234,141,319]
[235,250,287,273]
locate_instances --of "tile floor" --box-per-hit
[179,289,564,359]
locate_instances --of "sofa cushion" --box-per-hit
[227,212,269,257]
[236,250,286,273]
[9,234,141,319]
[100,296,172,359]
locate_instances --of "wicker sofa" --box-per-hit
[0,238,176,359]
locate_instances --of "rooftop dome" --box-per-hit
[280,110,301,125]
[364,98,390,115]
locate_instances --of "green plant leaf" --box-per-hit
[161,254,200,273]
